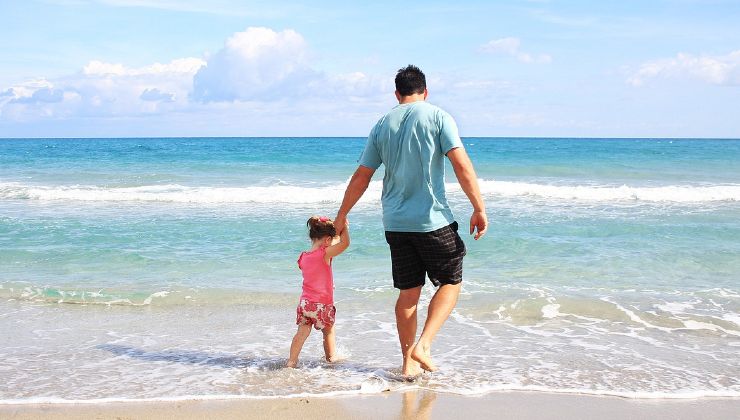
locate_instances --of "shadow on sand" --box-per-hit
[96,343,381,375]
[96,343,281,369]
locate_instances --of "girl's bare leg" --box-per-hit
[287,324,312,368]
[322,324,336,362]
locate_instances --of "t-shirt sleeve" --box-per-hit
[357,125,382,169]
[438,111,464,155]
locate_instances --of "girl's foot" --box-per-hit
[326,354,346,363]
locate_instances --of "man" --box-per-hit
[334,65,487,375]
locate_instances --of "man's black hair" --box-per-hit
[395,65,426,96]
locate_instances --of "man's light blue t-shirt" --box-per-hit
[358,101,463,232]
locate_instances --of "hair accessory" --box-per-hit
[319,216,330,222]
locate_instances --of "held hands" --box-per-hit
[334,214,349,236]
[470,211,488,240]
[325,215,350,259]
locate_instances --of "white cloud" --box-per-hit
[83,58,204,76]
[192,27,319,102]
[0,26,391,124]
[2,79,53,100]
[0,26,450,132]
[0,57,203,120]
[628,50,740,86]
[140,88,175,102]
[480,37,552,64]
[10,87,64,104]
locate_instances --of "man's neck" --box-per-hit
[398,93,426,104]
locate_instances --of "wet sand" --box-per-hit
[1,390,738,420]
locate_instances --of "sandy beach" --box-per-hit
[1,391,738,420]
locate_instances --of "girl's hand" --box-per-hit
[326,218,350,259]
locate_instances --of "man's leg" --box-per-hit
[410,282,461,372]
[396,285,422,376]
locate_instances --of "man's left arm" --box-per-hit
[447,147,488,240]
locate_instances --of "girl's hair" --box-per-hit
[307,216,337,240]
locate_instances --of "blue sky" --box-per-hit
[1,0,739,137]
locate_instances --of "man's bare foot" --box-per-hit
[401,366,422,378]
[410,342,437,372]
[402,345,422,376]
[286,359,298,368]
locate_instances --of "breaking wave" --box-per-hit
[1,180,738,204]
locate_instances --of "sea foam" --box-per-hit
[1,180,738,204]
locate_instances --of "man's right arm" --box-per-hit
[334,165,376,236]
[447,147,488,240]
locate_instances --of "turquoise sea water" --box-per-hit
[0,137,738,402]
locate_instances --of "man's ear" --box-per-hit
[423,88,428,100]
[395,90,401,102]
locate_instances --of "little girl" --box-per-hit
[286,216,349,368]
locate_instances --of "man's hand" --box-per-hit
[470,211,488,240]
[448,147,487,240]
[334,214,348,236]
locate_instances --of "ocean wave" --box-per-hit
[0,284,294,307]
[476,180,740,202]
[0,181,375,204]
[1,180,739,204]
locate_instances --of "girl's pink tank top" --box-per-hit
[298,246,334,305]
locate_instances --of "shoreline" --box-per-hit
[1,391,738,420]
[2,386,739,405]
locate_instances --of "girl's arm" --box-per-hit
[325,220,350,261]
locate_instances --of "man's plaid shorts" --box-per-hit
[384,221,466,290]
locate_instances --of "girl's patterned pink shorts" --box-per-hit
[296,299,336,330]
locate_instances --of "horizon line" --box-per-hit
[1,136,739,141]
